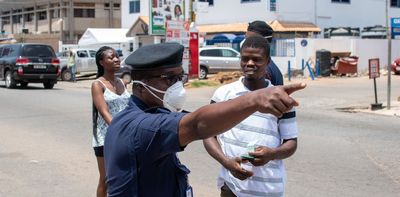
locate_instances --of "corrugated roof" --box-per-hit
[139,16,149,26]
[197,23,248,34]
[269,20,320,32]
[197,20,320,34]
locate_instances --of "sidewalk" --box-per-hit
[357,101,400,118]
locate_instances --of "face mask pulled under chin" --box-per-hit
[132,80,186,112]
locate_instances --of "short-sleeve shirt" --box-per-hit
[266,60,284,86]
[104,95,190,197]
[211,77,298,197]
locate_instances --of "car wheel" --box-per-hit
[121,73,132,84]
[20,82,28,88]
[5,70,17,89]
[61,69,72,81]
[43,82,55,89]
[199,66,208,80]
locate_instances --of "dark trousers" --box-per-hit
[220,183,236,197]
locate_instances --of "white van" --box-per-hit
[57,49,97,81]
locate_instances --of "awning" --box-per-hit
[197,20,320,34]
[78,28,131,45]
[197,23,248,34]
[268,20,320,32]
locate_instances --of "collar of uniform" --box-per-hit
[129,95,150,111]
[129,95,176,113]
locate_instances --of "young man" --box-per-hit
[104,43,305,197]
[204,35,298,197]
[241,20,284,86]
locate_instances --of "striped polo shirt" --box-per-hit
[211,77,298,197]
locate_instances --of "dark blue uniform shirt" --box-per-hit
[266,60,284,86]
[104,95,190,197]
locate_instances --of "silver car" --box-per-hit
[57,49,97,81]
[199,47,241,79]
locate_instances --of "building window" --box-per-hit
[391,0,400,7]
[241,0,261,3]
[12,15,22,23]
[270,0,276,11]
[129,0,140,13]
[51,10,60,19]
[198,0,214,6]
[2,17,10,25]
[105,3,120,9]
[38,11,47,20]
[25,13,34,22]
[74,9,95,18]
[332,0,350,3]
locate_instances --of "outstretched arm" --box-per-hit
[178,83,306,146]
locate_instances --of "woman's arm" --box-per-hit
[91,81,113,125]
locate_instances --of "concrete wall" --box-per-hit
[195,0,400,29]
[287,38,400,74]
[14,34,61,52]
[315,0,394,32]
[121,0,149,28]
[196,0,314,25]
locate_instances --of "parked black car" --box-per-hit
[0,43,60,89]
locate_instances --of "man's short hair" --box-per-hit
[241,35,270,59]
[247,20,274,43]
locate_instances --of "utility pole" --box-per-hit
[68,0,74,43]
[190,0,195,23]
[314,0,317,26]
[385,0,392,109]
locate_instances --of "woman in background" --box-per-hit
[91,46,130,197]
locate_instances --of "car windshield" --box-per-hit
[22,45,55,57]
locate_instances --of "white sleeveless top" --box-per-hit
[92,79,130,147]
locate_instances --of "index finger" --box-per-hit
[283,83,306,95]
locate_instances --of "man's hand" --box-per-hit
[248,146,276,166]
[253,83,306,117]
[223,157,254,180]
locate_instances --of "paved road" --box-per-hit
[0,75,399,196]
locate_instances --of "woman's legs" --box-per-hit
[96,156,107,197]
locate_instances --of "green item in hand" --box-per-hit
[240,145,256,160]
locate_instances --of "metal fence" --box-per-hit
[271,38,295,57]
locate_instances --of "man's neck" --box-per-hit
[243,77,268,91]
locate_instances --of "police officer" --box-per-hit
[104,43,305,197]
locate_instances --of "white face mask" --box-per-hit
[132,80,186,112]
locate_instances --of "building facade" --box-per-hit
[121,0,400,36]
[0,0,121,44]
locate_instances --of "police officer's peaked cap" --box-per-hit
[125,43,184,71]
[247,20,274,37]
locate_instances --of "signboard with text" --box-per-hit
[391,17,400,38]
[165,20,189,47]
[368,58,380,79]
[149,0,185,35]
